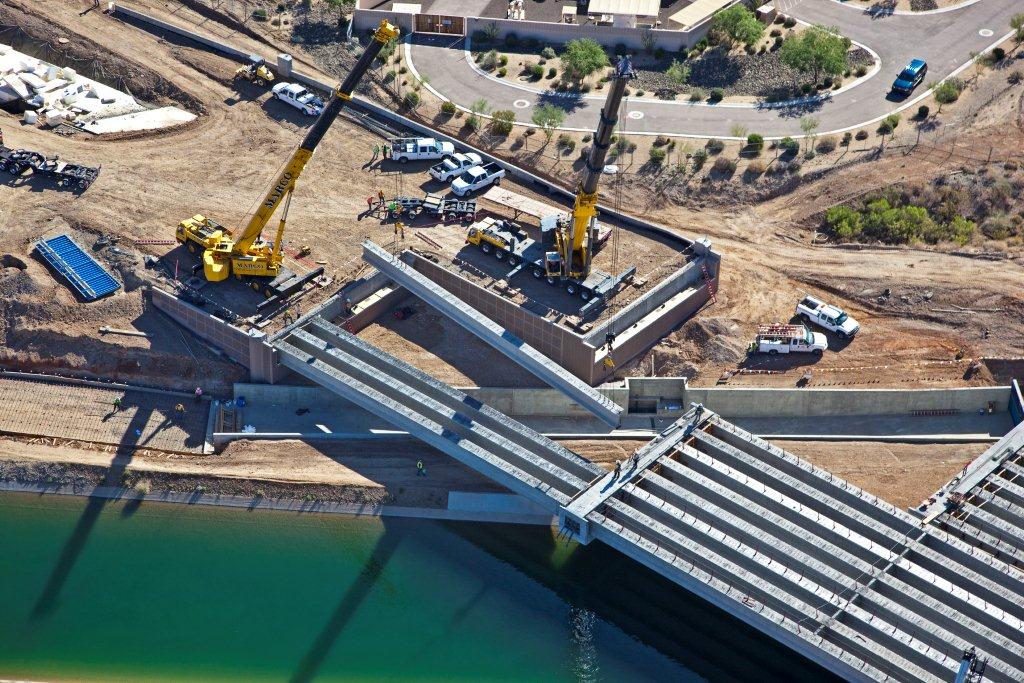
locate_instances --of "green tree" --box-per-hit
[531,104,565,142]
[824,205,863,239]
[711,4,764,46]
[467,98,489,131]
[665,59,690,86]
[779,25,851,84]
[323,0,355,27]
[560,39,610,82]
[799,115,819,151]
[1011,13,1024,44]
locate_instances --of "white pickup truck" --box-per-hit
[390,137,455,164]
[451,162,505,197]
[753,324,827,356]
[429,152,483,182]
[796,295,860,339]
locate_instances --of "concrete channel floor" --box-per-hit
[0,378,208,453]
[229,397,1012,441]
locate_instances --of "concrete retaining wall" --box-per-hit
[686,386,1013,418]
[352,7,719,51]
[149,287,251,366]
[1011,380,1023,425]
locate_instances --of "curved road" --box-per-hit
[408,0,1019,138]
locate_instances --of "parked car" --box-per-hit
[796,295,860,339]
[271,82,324,116]
[891,59,928,96]
[429,152,483,182]
[390,137,455,163]
[451,162,505,197]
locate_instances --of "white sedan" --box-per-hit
[271,82,324,116]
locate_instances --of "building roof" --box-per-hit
[667,0,735,29]
[587,0,660,17]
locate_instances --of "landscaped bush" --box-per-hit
[855,65,868,77]
[841,131,852,146]
[692,147,708,169]
[383,69,396,83]
[490,109,515,135]
[991,47,1006,62]
[441,101,457,115]
[877,113,900,134]
[933,78,965,105]
[649,147,667,164]
[745,159,766,176]
[746,133,764,153]
[816,136,837,153]
[709,88,724,102]
[547,67,557,79]
[402,91,420,109]
[783,16,796,28]
[706,138,725,154]
[497,67,507,77]
[654,135,671,147]
[712,156,737,174]
[916,105,930,119]
[689,88,706,101]
[541,46,556,59]
[481,50,500,71]
[528,64,544,79]
[499,55,509,67]
[855,130,869,141]
[253,8,269,21]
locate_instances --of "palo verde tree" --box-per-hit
[559,38,610,83]
[711,4,764,46]
[779,24,851,84]
[531,103,565,142]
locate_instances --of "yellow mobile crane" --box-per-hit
[545,56,635,291]
[176,20,400,298]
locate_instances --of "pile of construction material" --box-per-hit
[0,43,194,134]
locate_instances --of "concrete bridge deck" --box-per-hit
[271,314,1024,682]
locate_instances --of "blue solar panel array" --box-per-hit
[35,234,121,302]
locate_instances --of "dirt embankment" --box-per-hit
[0,1,205,114]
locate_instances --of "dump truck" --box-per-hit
[751,324,827,356]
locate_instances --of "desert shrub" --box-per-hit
[557,133,573,148]
[991,47,1006,62]
[383,69,396,83]
[441,100,457,115]
[541,46,556,59]
[481,50,500,71]
[780,136,799,151]
[855,130,869,141]
[547,67,557,79]
[499,55,509,67]
[826,197,976,245]
[402,91,420,109]
[654,135,671,147]
[689,88,706,101]
[746,160,765,175]
[649,147,667,164]
[712,156,737,174]
[1008,71,1022,85]
[528,64,544,79]
[878,113,900,134]
[916,105,930,120]
[692,148,708,169]
[825,205,863,239]
[709,88,724,102]
[933,78,964,104]
[746,133,764,153]
[787,160,802,173]
[706,138,725,154]
[497,67,507,77]
[399,66,408,74]
[490,109,515,135]
[981,212,1016,239]
[841,132,852,146]
[816,136,837,154]
[253,8,269,21]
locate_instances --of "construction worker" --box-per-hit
[194,386,203,402]
[112,396,122,411]
[371,144,380,161]
[174,403,186,417]
[366,195,375,212]
[613,460,621,480]
[603,356,615,370]
[382,144,390,159]
[377,189,386,206]
[416,459,426,476]
[394,221,405,240]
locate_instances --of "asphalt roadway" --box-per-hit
[407,0,1021,138]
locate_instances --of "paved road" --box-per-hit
[408,0,1020,138]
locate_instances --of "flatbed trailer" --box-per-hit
[386,193,477,221]
[0,145,99,189]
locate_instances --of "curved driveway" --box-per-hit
[408,0,1019,138]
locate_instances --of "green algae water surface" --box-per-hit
[0,492,836,682]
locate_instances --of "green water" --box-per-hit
[0,492,836,682]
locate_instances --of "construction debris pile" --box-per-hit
[0,42,193,134]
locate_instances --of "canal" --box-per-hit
[0,492,836,682]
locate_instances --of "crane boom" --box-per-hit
[232,20,400,255]
[552,56,634,280]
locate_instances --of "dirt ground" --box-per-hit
[0,433,984,512]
